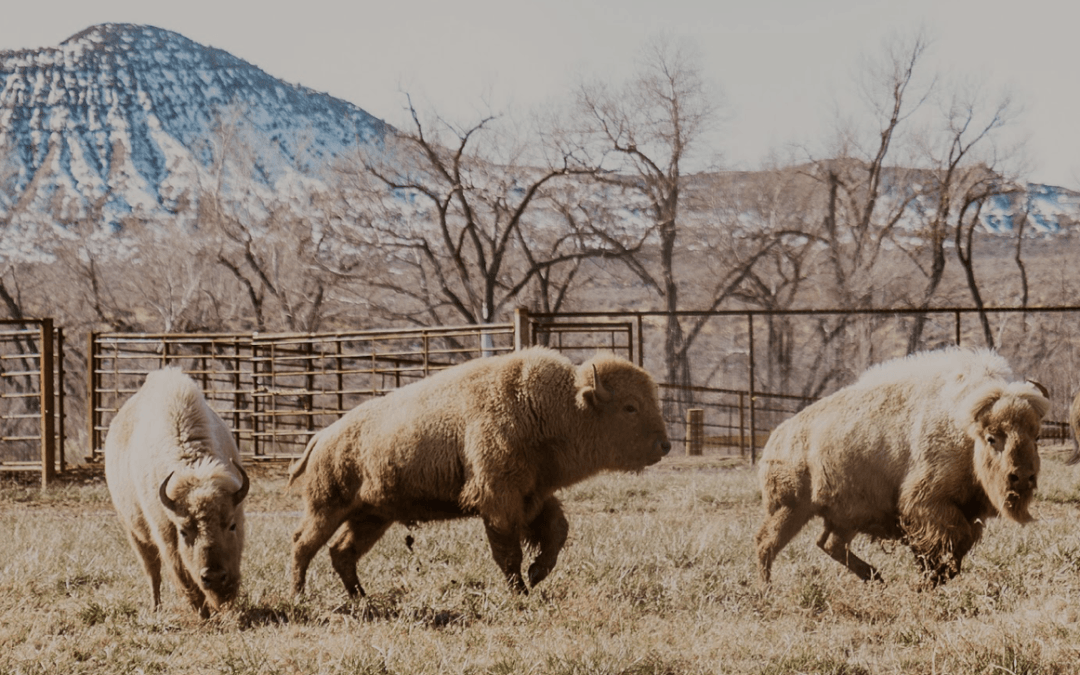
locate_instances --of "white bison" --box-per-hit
[105,368,249,616]
[288,346,671,596]
[756,347,1049,586]
[1066,389,1080,465]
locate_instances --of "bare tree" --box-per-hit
[572,34,719,408]
[337,95,609,328]
[196,106,343,332]
[902,76,1020,351]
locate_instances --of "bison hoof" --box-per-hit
[527,563,552,588]
[507,576,529,595]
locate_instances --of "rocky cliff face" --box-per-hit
[0,23,387,226]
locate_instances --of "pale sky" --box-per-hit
[2,0,1077,188]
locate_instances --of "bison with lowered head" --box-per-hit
[105,368,249,616]
[756,347,1049,587]
[288,346,671,596]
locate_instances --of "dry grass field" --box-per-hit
[3,447,1080,674]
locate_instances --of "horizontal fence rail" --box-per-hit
[66,304,1080,472]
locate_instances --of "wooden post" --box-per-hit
[686,408,704,456]
[514,307,531,351]
[39,319,55,488]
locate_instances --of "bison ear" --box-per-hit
[578,363,612,410]
[959,384,1003,433]
[232,461,250,506]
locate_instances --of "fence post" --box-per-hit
[738,392,746,458]
[56,327,65,474]
[686,408,704,456]
[87,332,98,462]
[39,319,55,488]
[747,313,757,464]
[514,307,531,350]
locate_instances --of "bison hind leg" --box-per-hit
[755,504,813,584]
[524,497,569,588]
[817,526,882,583]
[291,506,353,597]
[328,513,391,598]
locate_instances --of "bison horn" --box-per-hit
[232,460,250,506]
[159,472,179,513]
[592,364,612,403]
[1026,379,1050,399]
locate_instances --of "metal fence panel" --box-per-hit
[0,319,63,485]
[88,324,515,461]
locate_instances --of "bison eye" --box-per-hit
[986,434,1002,450]
[181,528,196,544]
[624,404,638,414]
[229,523,237,532]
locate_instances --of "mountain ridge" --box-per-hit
[0,23,1077,239]
[0,23,387,226]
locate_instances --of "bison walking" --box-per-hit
[288,347,671,596]
[756,348,1049,587]
[105,368,249,616]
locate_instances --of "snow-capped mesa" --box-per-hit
[0,23,388,228]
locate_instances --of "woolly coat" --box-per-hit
[105,368,248,615]
[757,347,1049,585]
[289,346,670,595]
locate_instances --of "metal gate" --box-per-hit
[0,319,64,486]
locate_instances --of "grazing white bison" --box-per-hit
[288,346,671,596]
[105,368,249,616]
[756,347,1049,587]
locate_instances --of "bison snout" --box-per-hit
[1008,471,1037,491]
[200,566,230,588]
[658,439,672,456]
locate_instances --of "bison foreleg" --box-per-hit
[327,514,391,598]
[483,521,527,594]
[817,526,882,582]
[902,504,983,587]
[126,532,164,609]
[524,497,569,588]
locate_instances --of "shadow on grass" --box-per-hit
[229,589,477,630]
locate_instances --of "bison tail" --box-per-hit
[286,432,320,492]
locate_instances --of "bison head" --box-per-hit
[159,460,249,609]
[962,381,1050,523]
[577,354,671,470]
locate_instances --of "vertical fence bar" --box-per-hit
[738,392,746,458]
[636,313,644,367]
[686,408,704,456]
[748,313,757,465]
[56,327,65,474]
[87,332,98,461]
[39,319,55,488]
[232,340,243,451]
